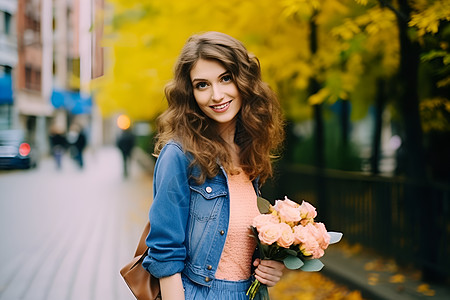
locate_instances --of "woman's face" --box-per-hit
[190,59,242,133]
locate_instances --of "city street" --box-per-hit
[3,146,448,300]
[0,147,152,300]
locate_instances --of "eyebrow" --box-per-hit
[191,71,230,84]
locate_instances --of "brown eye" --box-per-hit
[222,75,232,82]
[195,82,208,89]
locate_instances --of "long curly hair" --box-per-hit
[154,31,284,185]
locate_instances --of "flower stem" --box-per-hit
[246,279,261,300]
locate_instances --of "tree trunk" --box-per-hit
[341,99,350,147]
[371,79,385,175]
[396,0,426,179]
[395,0,435,281]
[308,15,323,170]
[313,102,324,169]
[308,14,327,221]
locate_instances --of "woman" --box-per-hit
[143,31,285,299]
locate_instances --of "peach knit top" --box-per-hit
[215,170,260,281]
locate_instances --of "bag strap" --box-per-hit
[134,221,150,257]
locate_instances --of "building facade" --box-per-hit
[0,0,103,160]
[0,0,18,129]
[14,0,53,155]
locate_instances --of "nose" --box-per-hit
[211,84,224,102]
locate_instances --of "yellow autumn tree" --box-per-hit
[93,0,448,130]
[93,0,343,121]
[93,0,293,120]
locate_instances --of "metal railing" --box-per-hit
[262,164,450,281]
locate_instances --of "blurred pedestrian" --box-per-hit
[142,32,285,299]
[49,125,67,170]
[117,127,135,178]
[67,124,87,169]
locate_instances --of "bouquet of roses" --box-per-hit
[247,196,343,300]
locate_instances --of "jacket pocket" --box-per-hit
[189,182,227,221]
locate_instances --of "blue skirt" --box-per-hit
[182,275,263,300]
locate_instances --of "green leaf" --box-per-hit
[250,226,259,239]
[271,248,293,261]
[272,248,298,260]
[257,197,271,214]
[328,232,343,244]
[301,259,324,272]
[283,255,304,270]
[259,243,270,258]
[286,249,298,256]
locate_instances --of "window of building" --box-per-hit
[4,12,11,34]
[25,65,41,91]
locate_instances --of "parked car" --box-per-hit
[0,129,38,170]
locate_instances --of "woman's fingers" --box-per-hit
[254,259,285,287]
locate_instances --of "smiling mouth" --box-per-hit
[211,100,232,110]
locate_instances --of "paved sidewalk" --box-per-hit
[321,244,450,300]
[0,146,152,300]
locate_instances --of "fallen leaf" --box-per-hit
[417,283,436,296]
[389,274,405,283]
[367,273,379,286]
[364,261,376,271]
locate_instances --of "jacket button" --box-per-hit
[207,265,212,270]
[206,186,212,193]
[205,277,211,282]
[220,230,225,235]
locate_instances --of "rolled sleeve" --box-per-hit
[142,142,191,278]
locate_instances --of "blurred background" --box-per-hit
[0,0,449,299]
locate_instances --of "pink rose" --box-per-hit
[278,203,301,223]
[311,248,325,259]
[300,218,312,226]
[293,223,322,258]
[306,222,328,258]
[258,223,282,245]
[314,222,330,249]
[299,201,317,219]
[273,197,299,212]
[282,196,300,208]
[272,200,282,212]
[293,224,312,245]
[252,214,279,231]
[277,223,295,248]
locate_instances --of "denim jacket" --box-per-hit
[142,141,260,287]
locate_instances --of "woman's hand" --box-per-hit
[253,259,285,287]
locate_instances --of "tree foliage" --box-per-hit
[93,0,449,132]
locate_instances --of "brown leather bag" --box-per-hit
[120,221,161,300]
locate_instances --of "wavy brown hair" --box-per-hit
[154,31,284,185]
